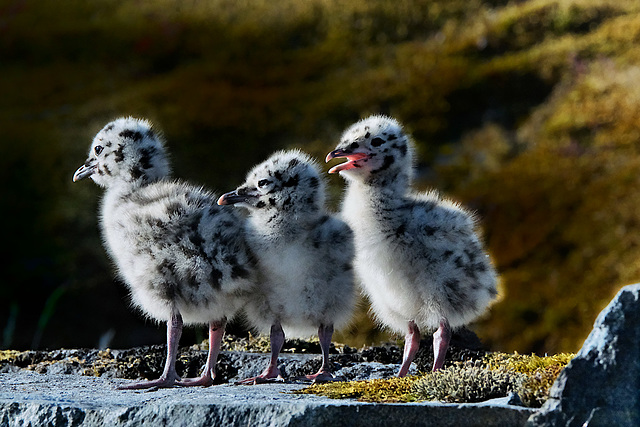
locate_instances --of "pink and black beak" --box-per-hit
[325,149,369,174]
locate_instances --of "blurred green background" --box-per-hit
[3,0,640,354]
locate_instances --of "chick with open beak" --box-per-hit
[326,115,498,376]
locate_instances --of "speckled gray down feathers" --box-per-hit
[73,117,258,388]
[328,115,497,333]
[327,115,498,374]
[75,117,255,325]
[221,150,356,338]
[217,149,355,383]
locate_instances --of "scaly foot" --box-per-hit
[178,373,215,387]
[304,371,340,384]
[117,374,181,390]
[235,374,284,385]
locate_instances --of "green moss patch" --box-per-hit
[296,376,420,403]
[0,350,24,363]
[297,352,574,407]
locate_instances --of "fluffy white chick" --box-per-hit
[73,117,255,389]
[326,115,498,375]
[218,150,355,383]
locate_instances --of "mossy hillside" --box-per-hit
[3,0,640,356]
[453,59,640,353]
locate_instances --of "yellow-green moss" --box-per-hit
[221,333,272,353]
[297,352,574,407]
[0,350,23,362]
[483,352,575,373]
[82,349,119,377]
[295,376,419,403]
[412,365,523,403]
[516,363,567,407]
[484,352,574,406]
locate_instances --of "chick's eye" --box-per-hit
[94,145,104,156]
[257,179,270,188]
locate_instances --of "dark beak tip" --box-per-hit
[218,191,247,206]
[325,149,342,163]
[73,163,97,182]
[72,168,85,183]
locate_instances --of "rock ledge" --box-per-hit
[1,369,534,427]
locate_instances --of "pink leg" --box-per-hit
[118,311,183,390]
[305,323,337,383]
[179,319,226,387]
[236,322,285,385]
[432,318,451,371]
[398,320,420,377]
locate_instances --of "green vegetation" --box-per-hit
[2,0,640,355]
[296,376,420,403]
[482,352,574,406]
[412,366,519,403]
[0,350,22,363]
[298,352,574,407]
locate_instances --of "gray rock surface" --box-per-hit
[0,332,533,426]
[527,284,640,427]
[0,370,534,427]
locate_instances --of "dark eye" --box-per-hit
[257,179,271,188]
[94,145,104,156]
[371,137,386,147]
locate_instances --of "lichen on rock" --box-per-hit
[298,353,573,407]
[412,365,522,403]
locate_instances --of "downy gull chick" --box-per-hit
[73,117,255,389]
[326,115,498,375]
[218,150,355,383]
